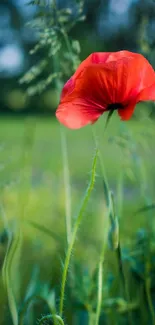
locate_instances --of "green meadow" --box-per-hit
[1,104,155,324]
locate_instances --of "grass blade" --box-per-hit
[2,228,21,325]
[135,204,155,215]
[26,220,63,243]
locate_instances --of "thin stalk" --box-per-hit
[95,227,109,325]
[59,149,98,316]
[142,197,154,323]
[110,192,133,325]
[145,278,155,325]
[60,28,73,58]
[60,128,72,244]
[116,170,124,218]
[134,143,155,322]
[52,27,72,246]
[2,230,20,325]
[116,244,133,325]
[95,261,103,325]
[52,1,75,71]
[93,112,114,325]
[92,110,114,194]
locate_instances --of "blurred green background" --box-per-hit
[1,1,155,324]
[0,0,155,115]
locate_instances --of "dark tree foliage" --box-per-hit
[0,0,154,115]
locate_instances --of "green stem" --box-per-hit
[135,144,155,322]
[92,110,114,198]
[95,258,103,325]
[60,128,72,244]
[52,0,75,71]
[60,28,73,57]
[93,112,114,325]
[95,260,103,325]
[95,219,109,325]
[52,22,72,246]
[116,244,133,325]
[110,167,132,325]
[145,278,155,325]
[59,149,98,316]
[116,170,124,218]
[53,48,72,246]
[2,231,20,325]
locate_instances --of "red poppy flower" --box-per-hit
[56,50,155,129]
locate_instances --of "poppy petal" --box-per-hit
[59,54,110,102]
[106,50,137,63]
[73,51,137,79]
[56,98,104,129]
[73,52,111,79]
[60,77,75,101]
[60,51,155,105]
[91,50,138,65]
[137,82,155,101]
[118,103,136,120]
[119,56,155,102]
[62,59,145,108]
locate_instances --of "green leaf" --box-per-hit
[72,40,81,54]
[135,204,155,215]
[26,220,63,243]
[19,295,56,325]
[2,230,21,325]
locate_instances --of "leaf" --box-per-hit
[2,229,21,325]
[48,43,61,56]
[19,60,47,84]
[72,40,81,54]
[135,204,155,215]
[27,0,46,6]
[26,220,63,243]
[19,295,56,325]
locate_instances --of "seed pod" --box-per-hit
[108,216,119,250]
[104,297,127,313]
[114,297,128,313]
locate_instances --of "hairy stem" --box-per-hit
[93,113,114,325]
[59,149,98,316]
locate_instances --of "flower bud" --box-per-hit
[108,216,119,250]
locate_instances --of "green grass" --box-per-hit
[0,107,155,324]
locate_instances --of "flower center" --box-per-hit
[107,103,124,111]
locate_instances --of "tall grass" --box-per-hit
[0,116,155,324]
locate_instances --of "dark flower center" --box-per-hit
[107,103,124,111]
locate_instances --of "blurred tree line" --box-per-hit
[0,0,155,115]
